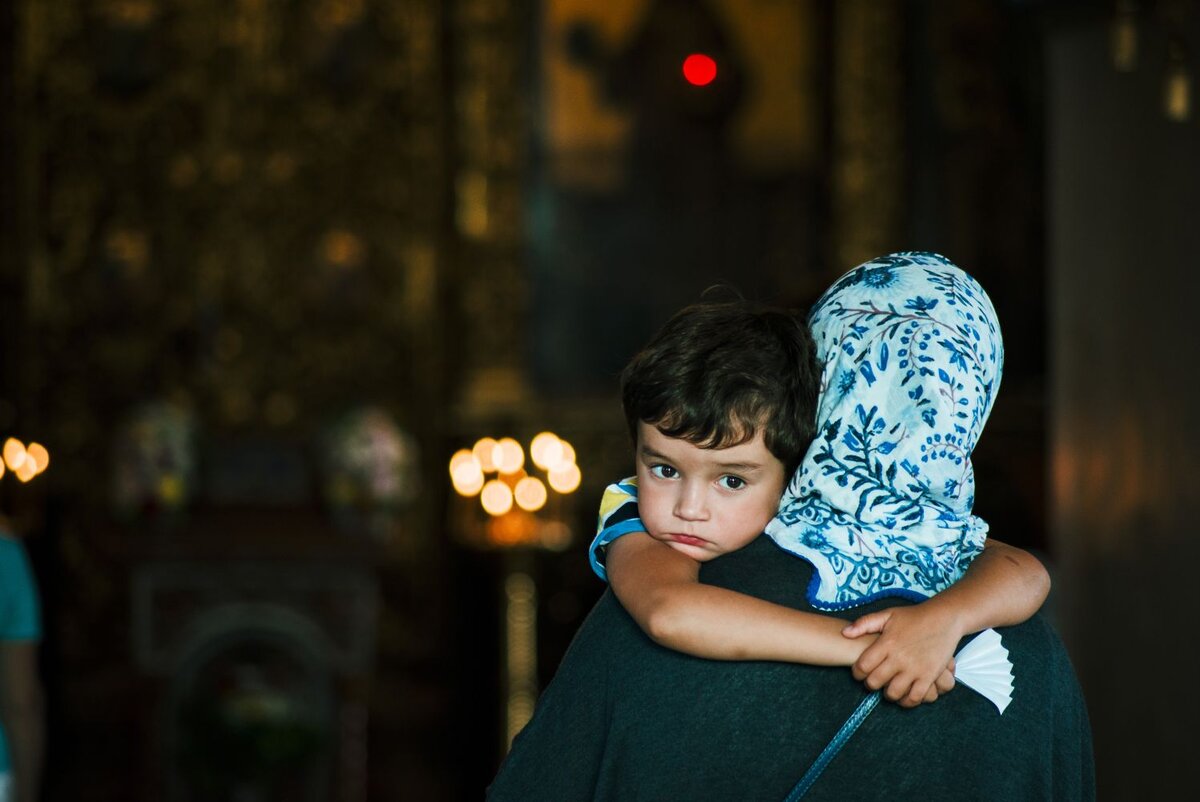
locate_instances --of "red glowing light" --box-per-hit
[682,53,717,87]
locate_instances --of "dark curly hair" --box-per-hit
[620,300,820,478]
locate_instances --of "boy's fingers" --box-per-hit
[883,675,914,704]
[842,611,888,637]
[852,646,886,682]
[863,664,892,691]
[935,669,956,694]
[903,679,932,708]
[877,665,911,700]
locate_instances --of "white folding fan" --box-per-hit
[953,627,1014,714]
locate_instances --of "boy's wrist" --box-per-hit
[837,631,876,666]
[918,596,969,641]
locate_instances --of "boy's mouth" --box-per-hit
[667,533,707,547]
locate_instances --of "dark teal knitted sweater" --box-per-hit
[488,536,1094,802]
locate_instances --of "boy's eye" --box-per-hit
[719,475,746,490]
[650,464,678,479]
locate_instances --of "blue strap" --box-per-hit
[783,690,882,802]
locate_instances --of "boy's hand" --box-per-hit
[842,605,963,708]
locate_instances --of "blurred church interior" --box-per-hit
[0,0,1197,799]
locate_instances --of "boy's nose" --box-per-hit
[673,483,710,521]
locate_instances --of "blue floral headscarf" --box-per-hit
[765,252,1003,610]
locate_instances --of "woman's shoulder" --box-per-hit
[699,535,820,610]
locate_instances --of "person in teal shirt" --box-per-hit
[0,527,44,802]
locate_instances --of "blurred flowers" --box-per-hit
[321,406,419,540]
[113,400,197,521]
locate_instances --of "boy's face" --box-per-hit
[635,421,787,562]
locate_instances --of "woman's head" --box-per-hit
[767,252,1004,609]
[806,252,1004,513]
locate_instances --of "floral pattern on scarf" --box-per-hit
[765,252,1004,610]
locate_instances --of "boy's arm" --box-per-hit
[606,532,876,667]
[842,538,1051,707]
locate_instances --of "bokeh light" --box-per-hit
[451,431,580,524]
[25,443,50,474]
[449,448,476,476]
[481,479,515,516]
[548,462,582,494]
[14,460,37,483]
[514,476,548,512]
[530,432,563,471]
[553,440,576,470]
[473,437,499,472]
[493,437,525,474]
[452,463,486,497]
[3,438,27,471]
[682,53,717,87]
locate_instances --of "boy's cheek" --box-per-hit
[636,486,669,531]
[638,505,668,538]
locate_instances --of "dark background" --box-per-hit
[0,0,1196,799]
